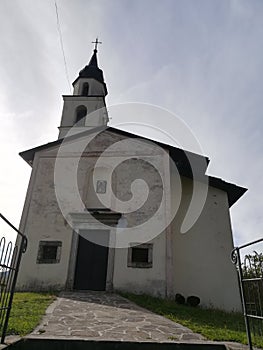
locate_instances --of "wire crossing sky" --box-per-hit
[0,0,262,246]
[54,0,71,92]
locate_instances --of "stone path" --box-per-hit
[29,291,205,342]
[22,291,252,350]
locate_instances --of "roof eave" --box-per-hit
[18,126,247,207]
[209,176,247,207]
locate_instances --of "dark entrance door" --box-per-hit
[74,230,109,291]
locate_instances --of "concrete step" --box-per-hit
[6,338,228,350]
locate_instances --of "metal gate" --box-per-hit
[0,213,27,344]
[231,238,263,350]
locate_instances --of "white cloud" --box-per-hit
[0,0,262,247]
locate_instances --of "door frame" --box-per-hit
[66,212,118,291]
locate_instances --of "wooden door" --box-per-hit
[74,230,109,291]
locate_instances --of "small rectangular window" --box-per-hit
[132,247,148,263]
[42,245,57,260]
[37,241,62,264]
[128,243,153,268]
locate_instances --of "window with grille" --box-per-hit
[37,241,62,264]
[127,243,153,268]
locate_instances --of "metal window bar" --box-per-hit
[0,213,27,344]
[231,237,263,350]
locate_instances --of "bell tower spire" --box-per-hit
[58,40,108,139]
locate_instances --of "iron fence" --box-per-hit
[0,213,27,344]
[231,237,263,350]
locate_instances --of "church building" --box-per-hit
[16,45,247,311]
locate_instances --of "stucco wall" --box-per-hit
[73,78,106,96]
[17,129,242,312]
[58,95,107,139]
[17,131,169,293]
[170,174,241,311]
[111,154,169,297]
[112,233,167,296]
[17,153,74,291]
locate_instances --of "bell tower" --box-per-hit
[58,40,108,139]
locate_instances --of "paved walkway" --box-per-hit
[29,291,205,342]
[22,291,250,350]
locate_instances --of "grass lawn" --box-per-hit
[120,293,263,349]
[7,292,56,336]
[4,292,262,348]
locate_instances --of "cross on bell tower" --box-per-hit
[92,38,102,52]
[58,40,108,138]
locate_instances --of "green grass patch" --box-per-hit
[7,292,56,336]
[120,292,263,348]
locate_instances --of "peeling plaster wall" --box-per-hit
[16,153,74,291]
[112,155,169,297]
[17,131,169,293]
[16,129,241,312]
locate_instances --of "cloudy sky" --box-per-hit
[0,0,262,247]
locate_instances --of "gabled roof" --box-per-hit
[19,126,247,208]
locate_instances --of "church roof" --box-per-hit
[19,126,247,208]
[72,49,107,92]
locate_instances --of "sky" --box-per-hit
[0,0,262,247]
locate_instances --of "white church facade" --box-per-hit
[16,47,247,311]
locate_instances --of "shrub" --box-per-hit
[187,295,200,307]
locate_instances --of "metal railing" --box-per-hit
[231,238,263,350]
[0,213,27,344]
